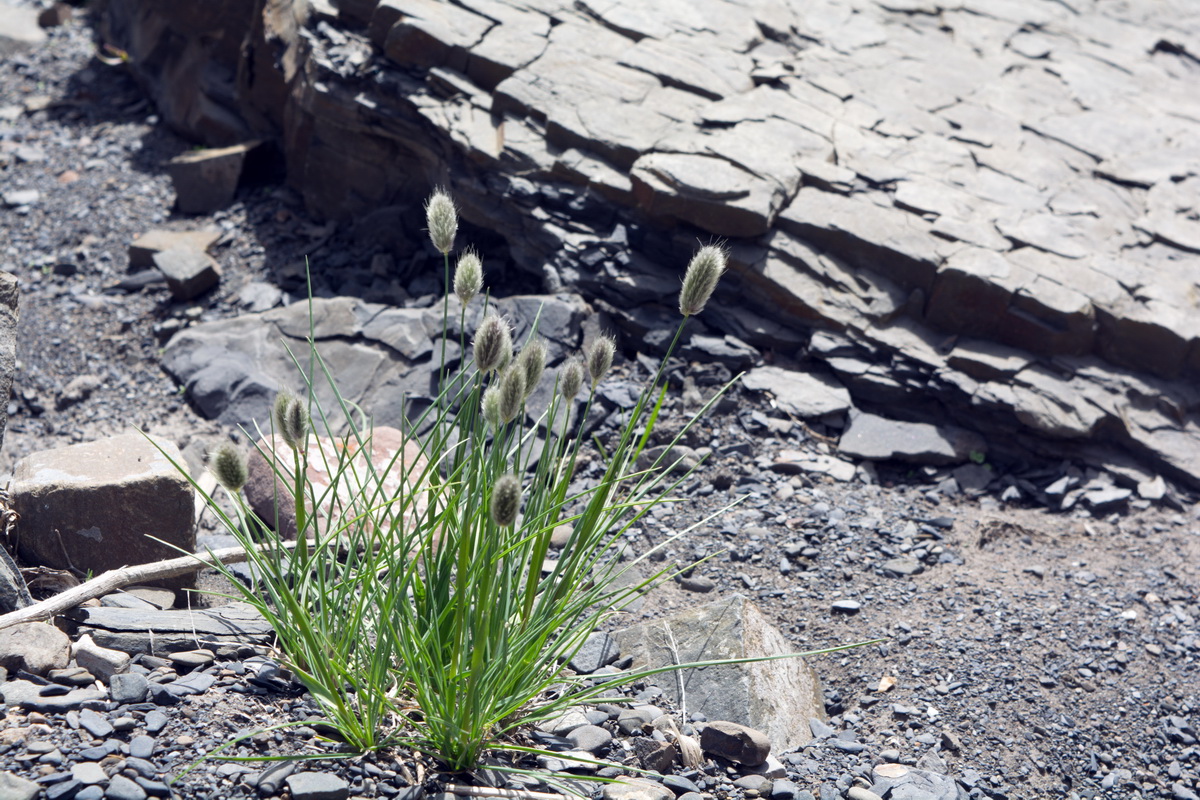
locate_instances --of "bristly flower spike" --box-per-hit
[211,444,248,493]
[498,364,526,423]
[560,357,585,401]
[481,385,502,428]
[425,188,458,255]
[474,311,513,374]
[274,391,308,450]
[516,338,547,400]
[586,335,615,383]
[679,243,727,317]
[454,249,483,305]
[490,474,522,527]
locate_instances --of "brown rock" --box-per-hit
[12,433,196,593]
[244,426,429,541]
[152,247,221,301]
[0,622,70,675]
[37,3,72,28]
[632,737,676,773]
[700,720,771,766]
[166,141,257,214]
[128,229,220,269]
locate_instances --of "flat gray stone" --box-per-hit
[743,367,851,419]
[839,410,985,466]
[67,602,272,655]
[285,771,350,800]
[0,679,106,712]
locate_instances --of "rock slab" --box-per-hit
[65,602,273,655]
[12,433,196,592]
[613,593,824,753]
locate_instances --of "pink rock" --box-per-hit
[244,426,429,541]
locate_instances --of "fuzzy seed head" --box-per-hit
[679,244,727,317]
[560,357,585,401]
[499,364,526,423]
[425,188,458,255]
[473,311,513,374]
[211,443,248,493]
[273,392,308,450]
[516,338,548,399]
[586,335,615,383]
[481,385,502,428]
[454,249,483,305]
[490,474,522,527]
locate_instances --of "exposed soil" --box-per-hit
[2,12,1199,800]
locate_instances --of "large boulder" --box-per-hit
[12,433,195,592]
[612,594,825,754]
[244,426,429,540]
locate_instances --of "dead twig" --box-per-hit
[0,542,298,631]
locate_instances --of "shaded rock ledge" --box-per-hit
[98,0,1200,489]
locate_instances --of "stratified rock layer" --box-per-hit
[100,0,1200,487]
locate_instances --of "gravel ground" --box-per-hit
[2,12,1199,800]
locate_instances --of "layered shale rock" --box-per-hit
[99,0,1200,488]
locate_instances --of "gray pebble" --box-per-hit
[285,771,349,800]
[72,761,107,785]
[662,775,700,795]
[808,717,836,739]
[105,774,148,800]
[144,709,169,734]
[734,775,771,793]
[110,673,149,705]
[827,738,867,753]
[831,600,861,614]
[46,781,83,800]
[134,777,170,797]
[79,708,114,739]
[679,576,716,593]
[847,788,883,800]
[129,734,155,759]
[770,779,801,800]
[257,762,297,795]
[566,724,613,753]
[75,786,104,800]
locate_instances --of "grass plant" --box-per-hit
[174,192,873,779]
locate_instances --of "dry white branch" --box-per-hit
[0,542,297,631]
